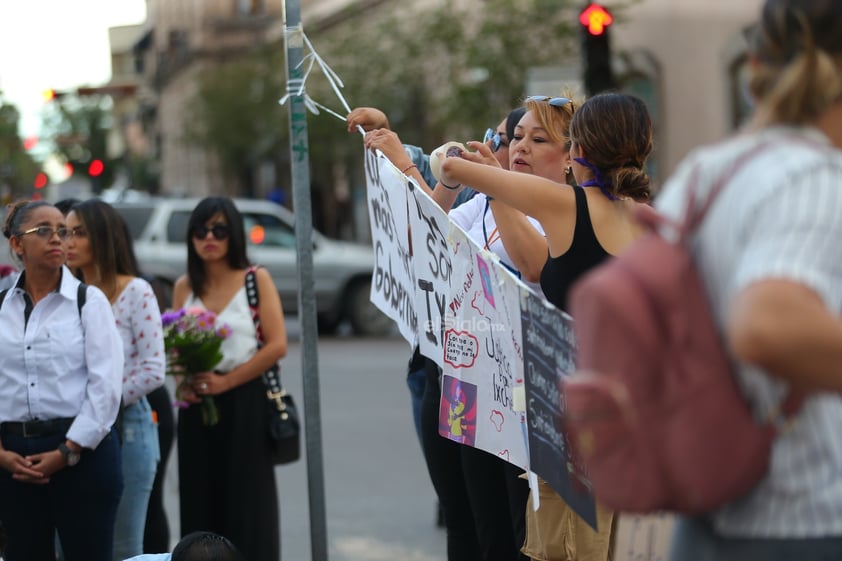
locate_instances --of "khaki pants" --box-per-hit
[521,477,614,561]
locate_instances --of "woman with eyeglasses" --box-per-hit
[64,199,165,561]
[172,197,287,561]
[440,92,654,561]
[0,199,124,561]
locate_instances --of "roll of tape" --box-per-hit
[429,141,467,182]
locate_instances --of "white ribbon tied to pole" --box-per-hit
[278,26,365,135]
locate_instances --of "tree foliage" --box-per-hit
[0,93,39,202]
[184,47,289,197]
[299,0,583,230]
[309,0,581,152]
[184,0,590,232]
[42,95,115,192]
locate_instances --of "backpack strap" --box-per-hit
[682,142,774,236]
[244,266,287,408]
[684,136,830,236]
[77,282,87,319]
[0,283,86,319]
[680,141,810,423]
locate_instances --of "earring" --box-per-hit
[564,165,571,174]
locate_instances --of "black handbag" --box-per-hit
[263,365,301,465]
[245,267,301,465]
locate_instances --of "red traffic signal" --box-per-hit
[580,3,613,36]
[34,172,48,189]
[88,159,105,177]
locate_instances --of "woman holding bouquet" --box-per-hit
[0,199,124,561]
[64,199,166,561]
[172,196,288,561]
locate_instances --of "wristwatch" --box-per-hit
[58,442,81,467]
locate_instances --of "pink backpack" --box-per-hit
[563,142,801,514]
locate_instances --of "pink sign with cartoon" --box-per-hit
[438,224,528,469]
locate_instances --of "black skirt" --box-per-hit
[178,375,280,561]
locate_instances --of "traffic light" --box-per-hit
[579,3,617,96]
[33,172,48,189]
[88,159,105,194]
[88,159,105,178]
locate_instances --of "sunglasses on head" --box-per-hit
[19,226,71,240]
[192,224,230,241]
[526,95,573,108]
[483,128,507,153]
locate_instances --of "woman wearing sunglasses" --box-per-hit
[440,92,654,561]
[64,199,166,561]
[172,197,287,561]
[0,199,124,561]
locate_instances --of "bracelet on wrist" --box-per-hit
[441,180,462,190]
[401,163,418,174]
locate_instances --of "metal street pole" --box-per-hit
[282,1,329,560]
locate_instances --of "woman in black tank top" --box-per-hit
[439,92,654,561]
[442,93,653,312]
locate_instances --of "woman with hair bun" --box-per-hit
[654,0,842,559]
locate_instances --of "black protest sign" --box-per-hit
[520,289,596,529]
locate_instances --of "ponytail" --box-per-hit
[748,0,842,126]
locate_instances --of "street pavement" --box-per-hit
[162,320,446,560]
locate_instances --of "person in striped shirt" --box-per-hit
[654,0,842,559]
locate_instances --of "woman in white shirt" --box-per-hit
[65,199,165,561]
[0,199,124,561]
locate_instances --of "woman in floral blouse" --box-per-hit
[65,199,165,561]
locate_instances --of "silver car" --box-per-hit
[110,197,391,336]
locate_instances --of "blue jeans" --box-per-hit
[112,397,160,561]
[0,428,123,561]
[407,366,426,444]
[670,516,842,561]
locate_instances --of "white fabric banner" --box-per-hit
[362,147,598,525]
[407,184,452,368]
[364,148,578,474]
[364,148,417,344]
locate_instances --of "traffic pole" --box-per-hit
[282,1,329,559]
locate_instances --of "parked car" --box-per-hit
[110,197,391,336]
